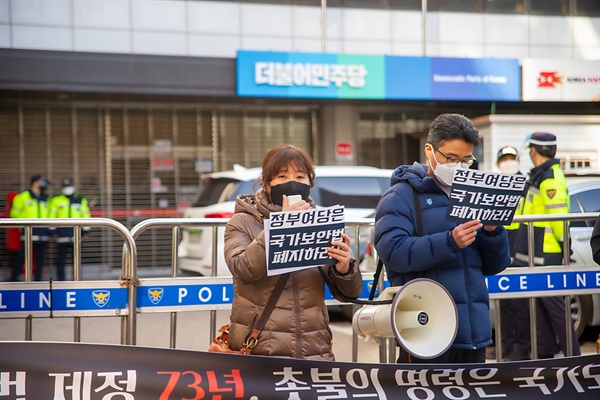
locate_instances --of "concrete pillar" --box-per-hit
[319,104,357,166]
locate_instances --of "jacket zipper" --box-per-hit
[464,252,477,349]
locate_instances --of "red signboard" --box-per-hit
[336,142,353,157]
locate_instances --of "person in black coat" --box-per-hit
[591,216,600,266]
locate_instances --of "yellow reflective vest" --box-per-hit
[514,161,569,266]
[505,172,525,258]
[10,189,51,241]
[49,194,91,240]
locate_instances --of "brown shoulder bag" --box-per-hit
[209,273,289,355]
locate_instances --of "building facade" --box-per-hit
[1,0,599,272]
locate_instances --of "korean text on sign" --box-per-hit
[446,169,527,225]
[265,205,345,276]
[255,62,367,88]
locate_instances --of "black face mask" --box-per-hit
[269,181,310,206]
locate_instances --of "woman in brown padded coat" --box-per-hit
[223,144,363,360]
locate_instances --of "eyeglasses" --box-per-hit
[434,147,476,168]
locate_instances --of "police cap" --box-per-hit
[525,132,557,147]
[62,178,74,187]
[30,175,50,187]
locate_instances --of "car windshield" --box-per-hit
[570,186,600,228]
[192,178,260,207]
[191,175,391,208]
[312,177,390,208]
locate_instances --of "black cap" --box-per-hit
[497,146,519,162]
[30,175,49,187]
[525,132,557,147]
[62,178,74,187]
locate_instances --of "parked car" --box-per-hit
[566,176,600,337]
[359,175,600,337]
[178,164,394,277]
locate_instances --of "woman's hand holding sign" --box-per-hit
[328,233,352,274]
[282,194,310,212]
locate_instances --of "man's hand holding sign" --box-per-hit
[446,170,527,244]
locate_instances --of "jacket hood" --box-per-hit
[390,161,443,194]
[234,189,275,222]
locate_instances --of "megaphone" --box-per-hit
[352,278,458,359]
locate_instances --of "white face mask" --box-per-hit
[498,159,520,175]
[428,148,464,187]
[62,186,75,196]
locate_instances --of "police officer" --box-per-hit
[10,175,51,281]
[50,178,91,281]
[496,146,530,361]
[513,132,580,358]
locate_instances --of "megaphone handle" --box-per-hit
[318,266,392,305]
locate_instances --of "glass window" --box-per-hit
[340,0,389,8]
[427,0,483,12]
[484,0,526,13]
[231,180,262,199]
[569,195,583,214]
[570,188,600,227]
[575,0,600,16]
[192,178,238,207]
[312,176,388,208]
[575,188,600,213]
[529,0,570,15]
[390,0,423,10]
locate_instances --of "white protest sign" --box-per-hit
[264,205,345,276]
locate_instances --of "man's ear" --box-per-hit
[424,144,434,159]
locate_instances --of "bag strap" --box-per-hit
[412,188,423,236]
[244,273,290,349]
[368,258,385,301]
[368,186,423,300]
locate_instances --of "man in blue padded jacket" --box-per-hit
[375,113,510,364]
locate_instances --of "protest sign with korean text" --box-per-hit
[447,169,527,225]
[265,205,345,276]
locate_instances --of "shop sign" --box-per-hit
[336,141,353,160]
[522,58,600,101]
[237,50,520,101]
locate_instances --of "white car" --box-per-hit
[566,176,600,337]
[178,164,394,277]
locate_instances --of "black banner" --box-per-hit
[1,341,599,399]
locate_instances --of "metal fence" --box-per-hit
[1,213,598,362]
[0,218,137,344]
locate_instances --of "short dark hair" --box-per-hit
[532,144,556,159]
[426,114,479,148]
[261,144,315,188]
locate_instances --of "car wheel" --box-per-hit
[571,295,591,339]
